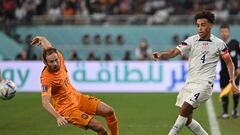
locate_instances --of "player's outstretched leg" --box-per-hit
[168,102,192,135]
[186,118,208,135]
[96,102,119,135]
[168,102,208,135]
[87,118,109,135]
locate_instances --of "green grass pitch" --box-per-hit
[0,93,239,135]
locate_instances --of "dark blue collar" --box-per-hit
[198,39,212,42]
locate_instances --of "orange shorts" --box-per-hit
[61,94,101,129]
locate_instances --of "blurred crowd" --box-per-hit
[1,0,240,30]
[14,33,154,61]
[1,0,240,61]
[0,0,46,23]
[0,0,240,24]
[14,32,191,61]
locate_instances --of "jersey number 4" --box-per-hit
[194,93,200,100]
[201,54,206,63]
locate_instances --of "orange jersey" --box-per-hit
[41,51,80,113]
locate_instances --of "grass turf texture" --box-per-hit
[0,93,238,135]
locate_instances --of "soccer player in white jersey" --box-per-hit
[152,11,239,135]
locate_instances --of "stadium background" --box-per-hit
[0,0,240,135]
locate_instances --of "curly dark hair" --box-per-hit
[195,11,215,24]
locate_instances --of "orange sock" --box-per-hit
[105,113,119,135]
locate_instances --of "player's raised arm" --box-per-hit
[31,36,53,50]
[152,48,181,60]
[221,52,239,93]
[42,96,68,126]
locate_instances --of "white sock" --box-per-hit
[168,115,188,135]
[187,119,208,135]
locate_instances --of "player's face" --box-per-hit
[45,53,60,72]
[220,28,230,41]
[196,19,212,39]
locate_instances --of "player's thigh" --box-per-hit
[180,101,194,117]
[176,88,191,107]
[96,101,114,117]
[79,94,101,115]
[186,89,212,108]
[67,109,94,128]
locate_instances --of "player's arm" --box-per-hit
[152,48,181,60]
[31,36,53,50]
[42,95,68,126]
[221,52,239,93]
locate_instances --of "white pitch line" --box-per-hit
[206,98,221,135]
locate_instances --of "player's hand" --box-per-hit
[231,81,239,94]
[31,36,43,46]
[56,116,68,127]
[236,68,240,76]
[152,52,160,61]
[31,36,52,49]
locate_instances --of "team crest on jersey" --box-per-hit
[81,114,89,119]
[178,41,187,47]
[41,85,48,92]
[202,43,209,50]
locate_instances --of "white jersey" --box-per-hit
[176,34,228,84]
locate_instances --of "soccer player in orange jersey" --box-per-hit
[31,36,119,135]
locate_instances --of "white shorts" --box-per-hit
[176,82,213,108]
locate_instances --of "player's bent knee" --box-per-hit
[105,106,114,116]
[88,119,107,133]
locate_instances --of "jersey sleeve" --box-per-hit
[176,37,192,56]
[219,41,228,57]
[41,74,52,97]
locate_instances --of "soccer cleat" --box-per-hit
[218,113,230,119]
[232,110,239,119]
